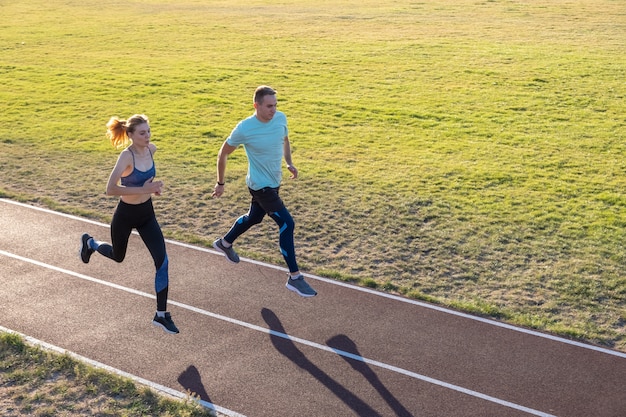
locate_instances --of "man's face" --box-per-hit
[254,94,277,123]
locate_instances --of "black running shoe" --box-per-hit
[79,233,95,264]
[152,312,179,334]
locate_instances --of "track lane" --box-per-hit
[1,199,624,417]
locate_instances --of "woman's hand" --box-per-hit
[144,177,164,196]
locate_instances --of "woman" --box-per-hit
[79,114,178,334]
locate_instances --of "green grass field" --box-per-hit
[0,0,624,358]
[0,332,213,416]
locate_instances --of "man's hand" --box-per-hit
[212,183,224,198]
[287,165,298,179]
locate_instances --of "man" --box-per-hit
[211,85,317,297]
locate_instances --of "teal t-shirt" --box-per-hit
[226,111,288,190]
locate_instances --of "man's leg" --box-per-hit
[214,201,266,263]
[268,207,298,273]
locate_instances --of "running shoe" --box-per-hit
[152,312,179,334]
[213,238,240,263]
[286,274,317,297]
[79,233,95,264]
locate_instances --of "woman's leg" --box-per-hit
[137,214,168,312]
[92,201,133,263]
[137,212,179,334]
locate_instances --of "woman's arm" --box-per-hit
[105,150,162,196]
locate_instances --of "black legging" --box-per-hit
[96,199,169,311]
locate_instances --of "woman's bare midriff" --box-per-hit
[121,193,152,205]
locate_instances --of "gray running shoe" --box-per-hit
[152,312,179,334]
[286,274,317,297]
[79,233,95,264]
[213,238,240,263]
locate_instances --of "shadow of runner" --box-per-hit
[178,364,211,402]
[327,334,414,417]
[261,307,383,417]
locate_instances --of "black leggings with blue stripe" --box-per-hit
[95,199,169,311]
[224,187,299,273]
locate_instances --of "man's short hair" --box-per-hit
[254,85,276,104]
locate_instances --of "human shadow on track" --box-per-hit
[327,334,414,417]
[178,365,212,403]
[261,307,384,417]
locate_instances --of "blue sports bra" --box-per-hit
[120,148,156,187]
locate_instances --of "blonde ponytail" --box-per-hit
[106,114,149,149]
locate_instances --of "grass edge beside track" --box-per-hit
[0,329,225,417]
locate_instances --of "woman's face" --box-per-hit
[128,122,151,146]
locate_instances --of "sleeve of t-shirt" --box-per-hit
[226,121,246,147]
[279,112,289,138]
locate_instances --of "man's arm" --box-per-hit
[283,136,298,179]
[212,140,238,198]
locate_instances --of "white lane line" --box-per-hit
[1,198,624,359]
[0,325,246,417]
[1,249,556,417]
